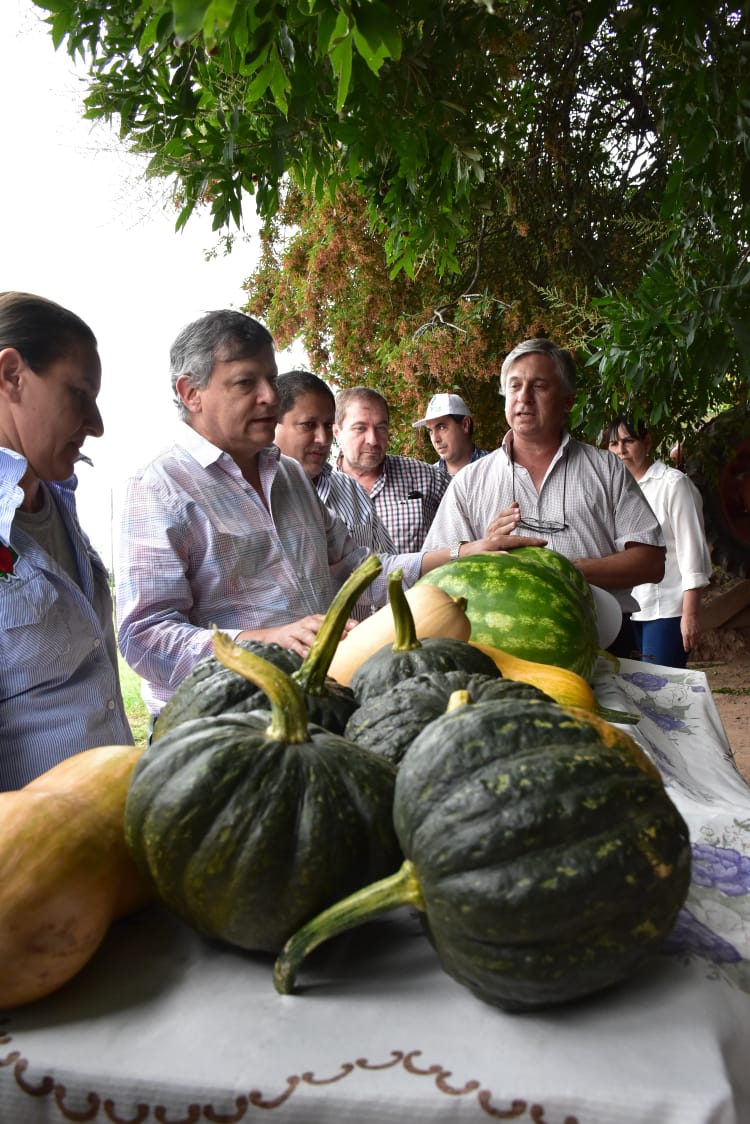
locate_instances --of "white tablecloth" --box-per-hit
[2,658,750,1124]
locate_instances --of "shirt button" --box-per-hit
[93,638,101,648]
[107,699,115,711]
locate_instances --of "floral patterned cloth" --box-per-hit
[594,656,750,992]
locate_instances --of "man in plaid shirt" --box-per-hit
[333,387,449,553]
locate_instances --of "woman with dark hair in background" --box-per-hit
[607,414,713,667]
[0,291,132,789]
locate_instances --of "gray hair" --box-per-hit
[499,338,577,397]
[170,310,273,421]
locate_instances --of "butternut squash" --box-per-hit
[470,641,639,725]
[470,641,599,711]
[0,790,120,1009]
[328,584,471,686]
[0,744,154,1009]
[25,744,153,918]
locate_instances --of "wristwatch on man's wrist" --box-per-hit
[449,540,467,561]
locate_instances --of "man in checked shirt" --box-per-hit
[333,386,448,554]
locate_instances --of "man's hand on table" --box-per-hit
[238,614,358,660]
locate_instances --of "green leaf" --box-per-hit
[269,50,291,111]
[172,0,212,42]
[330,32,353,113]
[137,13,163,52]
[318,8,348,57]
[352,1,402,60]
[352,25,388,74]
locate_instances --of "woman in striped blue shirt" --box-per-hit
[0,292,132,789]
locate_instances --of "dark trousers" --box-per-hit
[633,617,688,669]
[607,614,688,668]
[608,613,637,660]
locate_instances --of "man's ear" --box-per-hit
[0,348,25,403]
[175,374,202,414]
[332,424,341,440]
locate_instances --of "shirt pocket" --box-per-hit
[0,571,77,696]
[395,497,426,552]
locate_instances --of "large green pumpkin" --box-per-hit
[345,670,550,766]
[416,548,599,680]
[274,696,691,1011]
[125,633,401,954]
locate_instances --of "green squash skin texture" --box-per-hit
[294,677,358,734]
[416,549,599,681]
[153,637,357,737]
[153,641,303,742]
[124,713,402,954]
[393,699,692,1012]
[350,637,500,703]
[345,671,551,765]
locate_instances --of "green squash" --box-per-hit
[154,554,382,739]
[152,640,302,741]
[345,670,551,765]
[416,548,599,680]
[124,632,402,954]
[350,569,499,703]
[275,694,691,1011]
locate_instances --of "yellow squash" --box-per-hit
[470,641,640,726]
[470,641,599,711]
[0,744,153,1009]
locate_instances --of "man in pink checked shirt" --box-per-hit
[116,311,532,719]
[116,310,373,718]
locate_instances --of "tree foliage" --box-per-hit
[37,0,520,276]
[35,0,750,449]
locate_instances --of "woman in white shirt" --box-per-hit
[607,415,712,667]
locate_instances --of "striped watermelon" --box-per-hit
[416,548,599,680]
[514,545,593,600]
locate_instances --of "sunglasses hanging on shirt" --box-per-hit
[511,447,569,534]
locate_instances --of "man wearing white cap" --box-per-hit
[413,392,489,477]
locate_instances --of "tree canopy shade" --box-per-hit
[38,0,520,277]
[35,0,750,448]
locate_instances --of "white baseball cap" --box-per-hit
[412,393,471,428]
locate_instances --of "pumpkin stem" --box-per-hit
[274,859,424,995]
[597,648,620,671]
[595,704,641,724]
[294,554,382,696]
[446,689,471,712]
[388,569,422,652]
[213,631,310,744]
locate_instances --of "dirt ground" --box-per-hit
[690,646,750,784]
